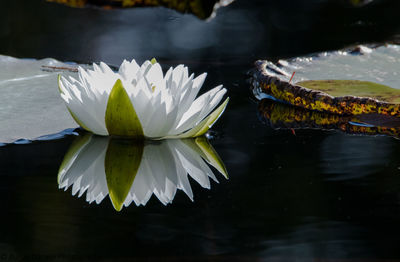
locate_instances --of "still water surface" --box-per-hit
[1,0,400,260]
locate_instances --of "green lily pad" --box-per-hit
[249,45,400,117]
[298,80,400,104]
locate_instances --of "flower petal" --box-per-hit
[173,86,225,134]
[145,62,165,92]
[165,97,229,139]
[119,59,140,83]
[59,75,108,135]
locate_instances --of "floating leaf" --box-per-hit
[0,55,80,144]
[249,45,400,118]
[298,80,400,104]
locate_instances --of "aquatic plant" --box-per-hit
[58,59,228,139]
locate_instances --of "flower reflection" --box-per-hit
[58,134,228,211]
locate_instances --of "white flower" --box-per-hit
[58,59,228,139]
[58,134,228,211]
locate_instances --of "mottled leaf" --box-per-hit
[298,80,400,104]
[250,45,400,118]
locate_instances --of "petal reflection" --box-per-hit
[58,134,227,211]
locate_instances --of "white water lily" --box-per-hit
[58,59,228,139]
[58,134,228,211]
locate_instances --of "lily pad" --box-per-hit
[0,55,79,144]
[249,45,400,117]
[298,80,400,104]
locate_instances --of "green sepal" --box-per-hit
[150,58,157,65]
[105,139,144,211]
[67,108,92,132]
[105,79,144,138]
[177,98,229,138]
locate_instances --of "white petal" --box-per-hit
[145,62,165,92]
[60,77,108,135]
[119,59,140,83]
[173,86,225,134]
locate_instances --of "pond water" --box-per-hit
[2,0,400,260]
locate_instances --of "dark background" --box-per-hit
[2,0,400,64]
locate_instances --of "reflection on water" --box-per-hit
[58,134,228,211]
[258,98,397,181]
[320,134,392,180]
[258,98,400,139]
[259,218,368,258]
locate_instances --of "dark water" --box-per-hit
[2,0,400,260]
